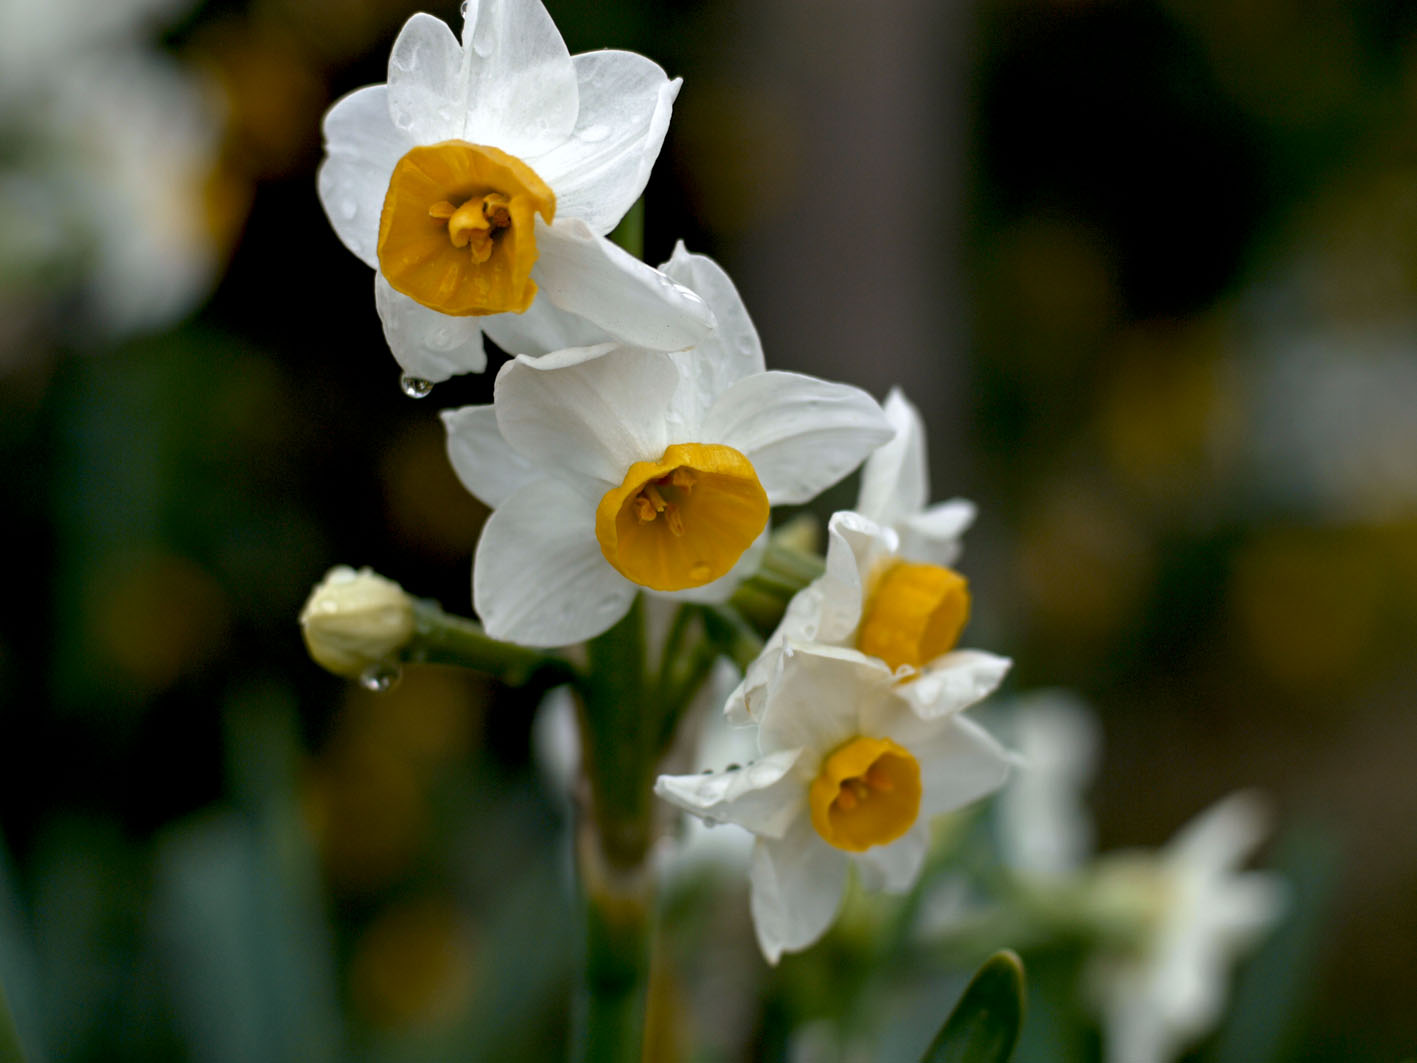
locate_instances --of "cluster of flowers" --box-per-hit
[315,0,1016,964]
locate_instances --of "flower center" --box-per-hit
[595,443,770,592]
[808,736,922,852]
[377,141,555,317]
[856,561,970,672]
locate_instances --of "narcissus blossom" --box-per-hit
[728,388,1008,724]
[656,641,1011,963]
[1089,793,1286,1063]
[442,246,892,646]
[317,0,712,383]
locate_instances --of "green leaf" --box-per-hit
[921,951,1026,1063]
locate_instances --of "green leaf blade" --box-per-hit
[922,950,1026,1063]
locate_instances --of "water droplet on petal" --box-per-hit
[400,374,434,398]
[359,661,402,692]
[338,197,358,220]
[690,562,712,581]
[576,123,610,143]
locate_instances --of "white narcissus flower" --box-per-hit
[1089,792,1286,1063]
[727,388,1008,725]
[317,0,713,384]
[442,246,892,647]
[656,641,1011,963]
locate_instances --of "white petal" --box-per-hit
[473,477,633,645]
[815,511,896,644]
[530,51,679,233]
[654,748,807,839]
[891,713,1013,820]
[316,85,407,268]
[749,817,849,964]
[494,344,682,484]
[482,294,614,356]
[757,643,894,758]
[897,498,977,567]
[458,0,578,156]
[374,274,486,381]
[1167,791,1271,873]
[700,372,892,504]
[900,651,1013,720]
[854,823,929,893]
[441,403,535,507]
[384,13,465,143]
[661,243,766,390]
[857,387,929,527]
[532,219,715,351]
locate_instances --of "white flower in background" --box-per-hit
[0,0,222,350]
[299,566,416,678]
[317,0,713,384]
[727,394,1009,724]
[656,642,1011,963]
[995,690,1101,877]
[1088,792,1286,1063]
[442,246,891,647]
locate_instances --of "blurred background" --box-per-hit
[1,0,1415,1059]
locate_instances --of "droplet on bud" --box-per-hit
[359,661,403,693]
[400,374,434,399]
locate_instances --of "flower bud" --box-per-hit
[299,566,416,678]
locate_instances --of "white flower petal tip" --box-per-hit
[904,651,1014,719]
[654,749,805,840]
[374,275,486,381]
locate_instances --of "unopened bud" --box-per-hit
[299,566,416,678]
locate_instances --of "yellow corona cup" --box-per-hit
[377,141,555,316]
[808,736,923,852]
[595,443,770,592]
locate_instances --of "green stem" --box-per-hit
[403,600,574,688]
[701,604,765,673]
[576,825,653,1063]
[573,596,654,1063]
[608,197,645,259]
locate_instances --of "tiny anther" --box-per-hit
[427,200,457,219]
[633,496,658,523]
[482,194,512,228]
[671,467,696,491]
[835,787,859,812]
[642,484,668,512]
[866,766,895,792]
[664,503,686,537]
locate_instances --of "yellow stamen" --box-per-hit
[856,561,970,672]
[377,141,554,317]
[595,443,769,592]
[809,736,922,852]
